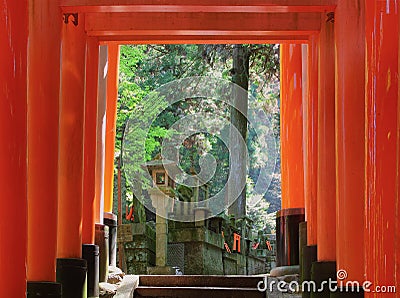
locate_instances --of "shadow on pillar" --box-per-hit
[56,258,87,298]
[95,224,109,282]
[104,212,117,267]
[276,208,305,266]
[82,244,99,298]
[27,281,62,298]
[302,245,317,298]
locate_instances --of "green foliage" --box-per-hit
[116,43,281,231]
[145,126,174,161]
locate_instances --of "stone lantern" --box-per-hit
[143,154,176,274]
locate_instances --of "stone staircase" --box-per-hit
[134,275,266,298]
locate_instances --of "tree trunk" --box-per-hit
[228,45,250,218]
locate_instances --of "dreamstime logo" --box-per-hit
[257,270,397,294]
[336,269,348,280]
[122,76,278,221]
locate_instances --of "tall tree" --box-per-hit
[228,45,251,218]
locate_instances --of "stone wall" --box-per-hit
[121,222,268,276]
[123,223,156,275]
[247,255,265,275]
[236,254,247,275]
[169,227,225,275]
[223,253,237,275]
[183,242,224,275]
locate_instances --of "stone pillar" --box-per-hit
[333,0,365,296]
[365,1,398,296]
[148,188,174,274]
[57,12,88,297]
[27,0,62,295]
[277,43,305,267]
[194,208,208,227]
[156,214,168,267]
[311,13,336,298]
[0,1,28,296]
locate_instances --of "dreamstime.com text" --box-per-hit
[257,270,396,294]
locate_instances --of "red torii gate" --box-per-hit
[0,0,399,297]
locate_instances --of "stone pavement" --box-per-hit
[99,271,302,297]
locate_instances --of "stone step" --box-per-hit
[138,275,266,288]
[134,286,265,298]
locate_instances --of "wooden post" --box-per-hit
[0,1,28,295]
[27,0,61,283]
[365,1,398,295]
[334,0,366,287]
[104,43,120,214]
[305,36,318,247]
[301,36,319,295]
[277,44,305,267]
[309,13,337,298]
[280,44,305,211]
[316,13,336,263]
[57,12,87,259]
[96,45,108,224]
[83,37,100,245]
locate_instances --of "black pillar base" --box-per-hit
[276,208,305,266]
[82,244,99,298]
[56,258,87,298]
[104,212,117,267]
[95,223,109,282]
[310,261,336,298]
[27,281,62,298]
[301,245,318,298]
[330,287,364,298]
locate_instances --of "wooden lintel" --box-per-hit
[85,12,321,35]
[96,34,310,44]
[61,0,336,13]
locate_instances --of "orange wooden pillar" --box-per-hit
[96,45,108,224]
[57,12,86,260]
[280,43,305,211]
[310,13,337,297]
[26,0,62,295]
[0,1,28,296]
[277,43,305,267]
[305,36,318,248]
[398,5,400,292]
[300,36,319,293]
[104,44,120,215]
[334,0,366,293]
[95,45,111,283]
[82,37,100,297]
[316,10,336,266]
[57,13,88,297]
[365,2,398,297]
[102,43,120,272]
[83,37,100,246]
